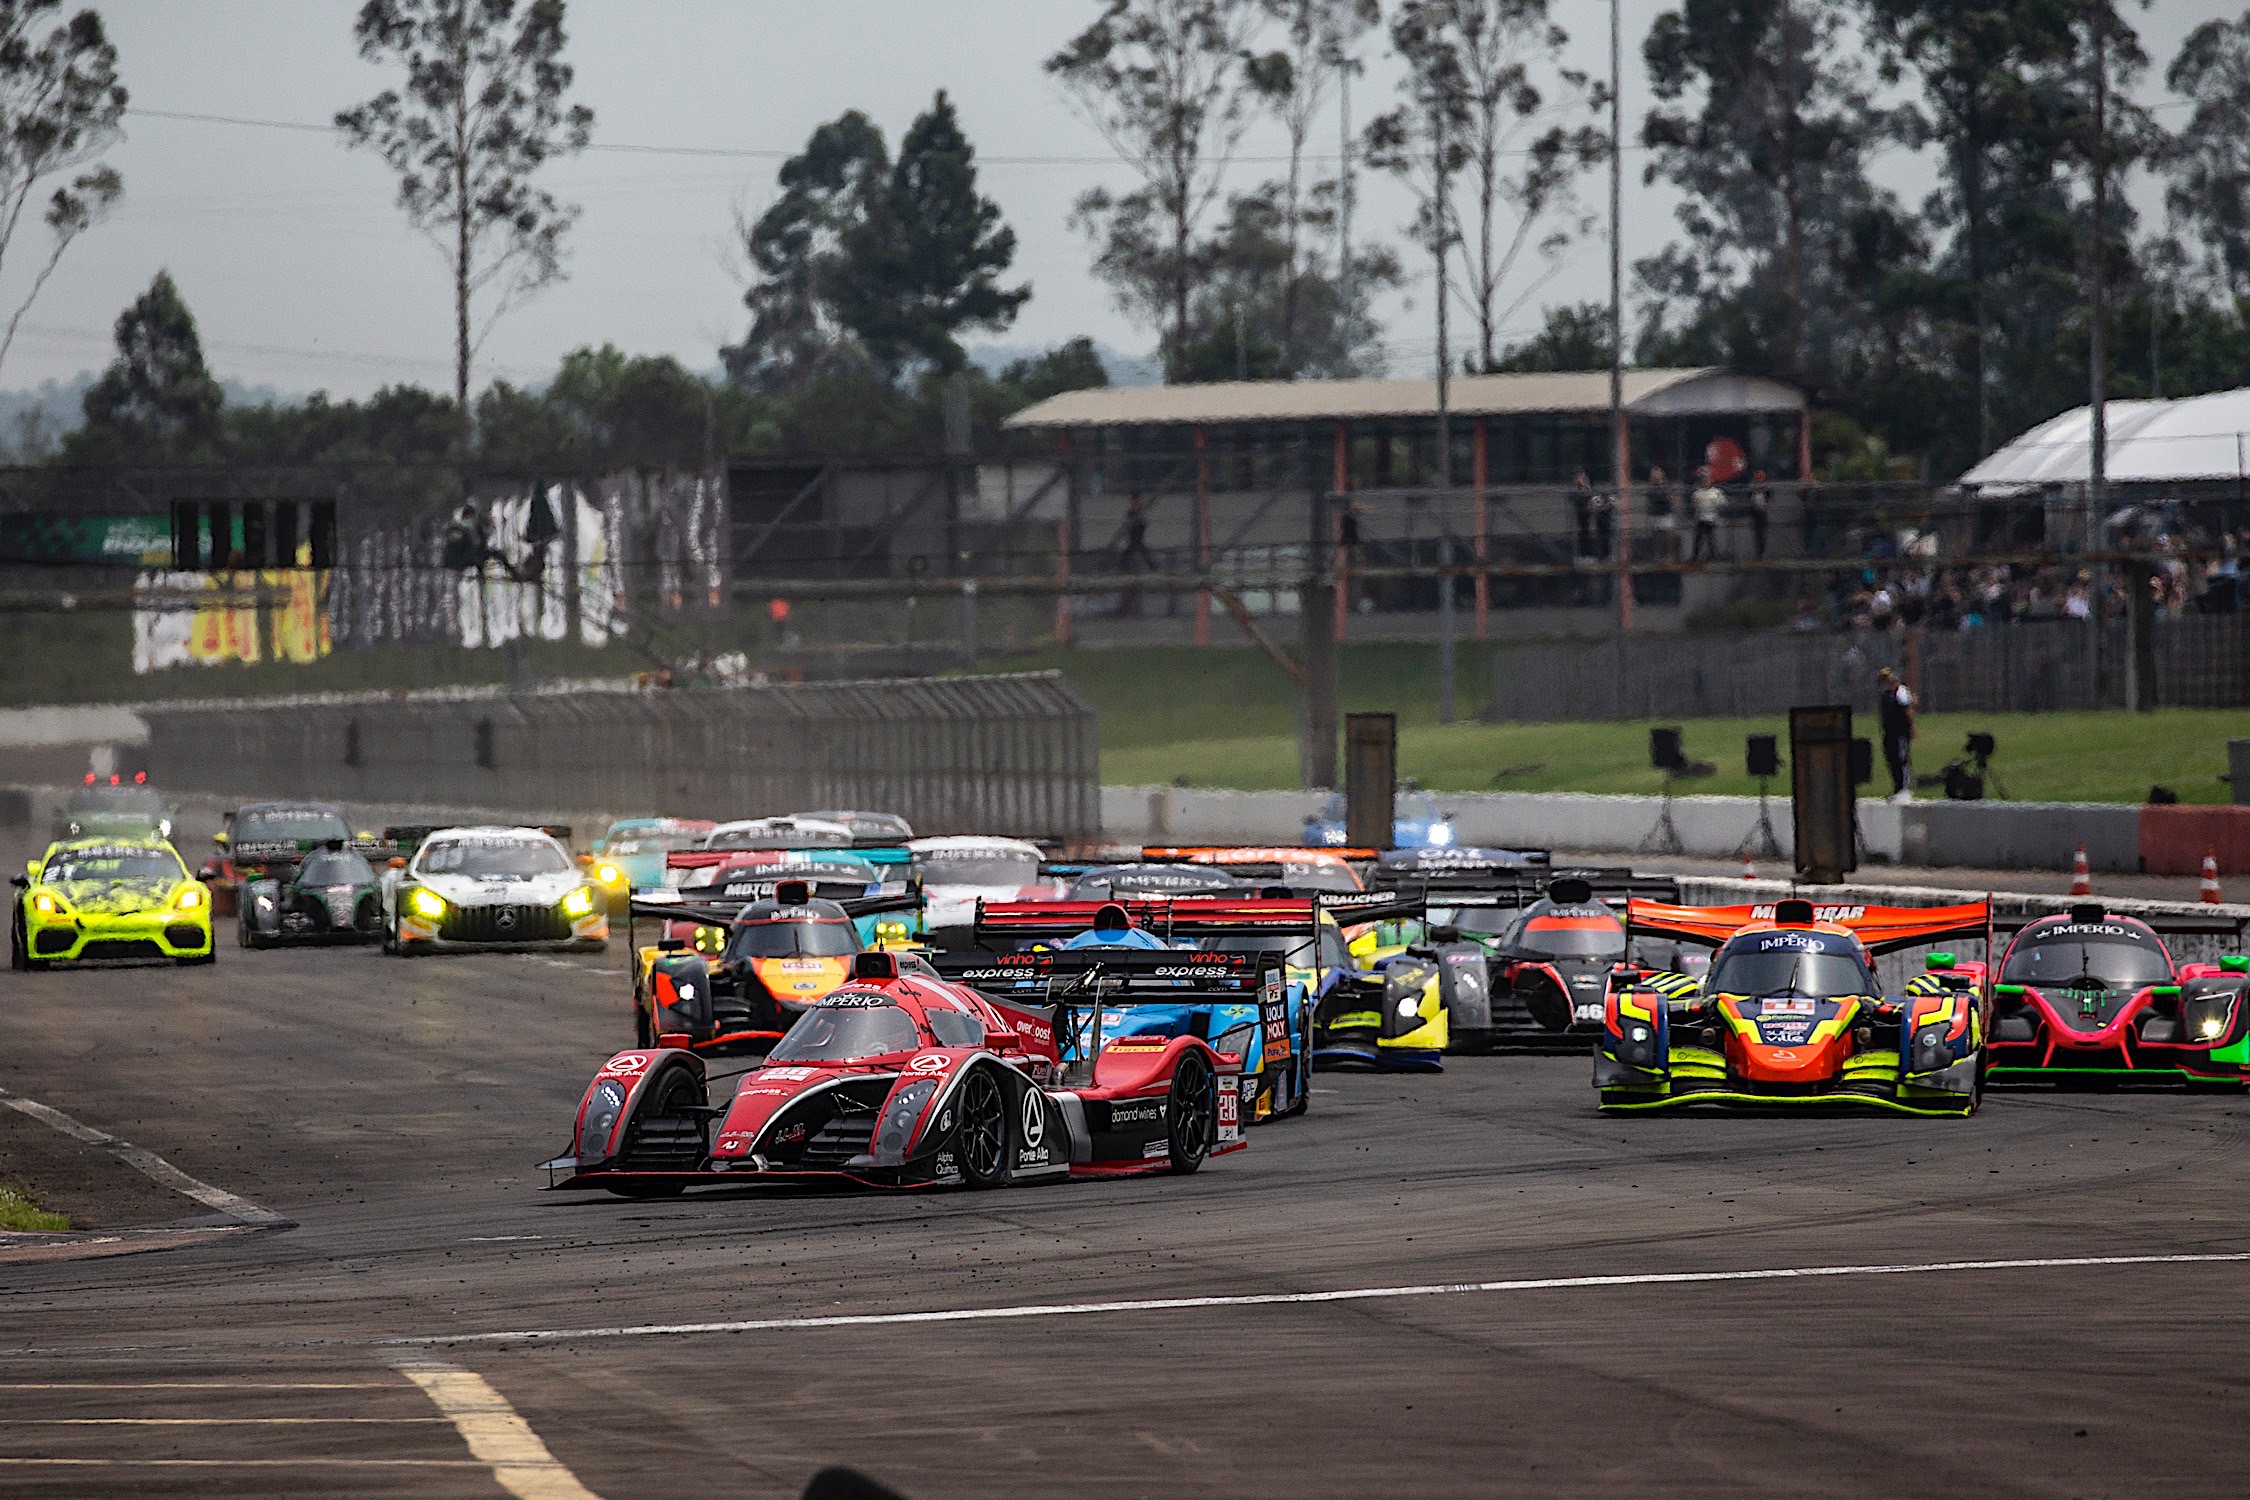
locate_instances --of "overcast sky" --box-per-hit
[1,0,2233,402]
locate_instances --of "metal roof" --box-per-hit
[1002,368,1805,431]
[1960,388,2250,488]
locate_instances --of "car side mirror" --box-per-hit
[1430,925,1461,943]
[387,856,406,869]
[212,831,228,847]
[8,874,26,889]
[2223,956,2250,974]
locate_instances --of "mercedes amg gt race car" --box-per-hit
[380,826,608,955]
[543,947,1242,1195]
[1597,897,1992,1115]
[12,836,214,968]
[239,843,384,947]
[1986,904,2250,1087]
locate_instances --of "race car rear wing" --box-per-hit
[1374,847,1552,876]
[1391,866,1680,906]
[1626,897,1994,956]
[934,946,1288,1001]
[228,833,390,863]
[628,887,922,929]
[971,892,1426,945]
[1140,844,1382,866]
[1991,904,2248,938]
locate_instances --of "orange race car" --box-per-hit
[1597,896,1992,1116]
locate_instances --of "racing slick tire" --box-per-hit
[10,908,45,972]
[1279,1007,1315,1118]
[1165,1051,1217,1175]
[955,1066,1014,1189]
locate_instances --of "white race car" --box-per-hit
[382,826,608,955]
[907,835,1054,933]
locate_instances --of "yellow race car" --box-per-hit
[11,836,215,969]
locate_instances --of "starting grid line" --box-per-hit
[385,1250,2250,1347]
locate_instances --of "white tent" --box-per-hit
[1960,388,2250,490]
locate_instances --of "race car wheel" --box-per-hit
[1165,1051,1217,1175]
[955,1067,1013,1189]
[635,1006,654,1050]
[9,908,40,972]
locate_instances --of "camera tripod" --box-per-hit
[1640,774,1685,856]
[1736,773,1785,861]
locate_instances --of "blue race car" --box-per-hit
[1303,786,1459,850]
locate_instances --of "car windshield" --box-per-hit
[1707,948,1873,998]
[767,1003,921,1062]
[416,838,569,878]
[915,853,1038,887]
[44,848,181,884]
[800,811,914,841]
[298,852,374,886]
[1446,905,1520,937]
[1513,917,1626,959]
[69,785,164,813]
[709,824,851,851]
[924,1006,985,1047]
[727,918,861,960]
[238,807,350,843]
[2004,932,2173,987]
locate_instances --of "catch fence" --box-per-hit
[138,671,1098,842]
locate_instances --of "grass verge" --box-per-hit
[0,1183,68,1232]
[984,645,2250,804]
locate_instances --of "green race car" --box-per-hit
[10,837,215,969]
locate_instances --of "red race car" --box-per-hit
[1987,903,2250,1087]
[544,947,1244,1195]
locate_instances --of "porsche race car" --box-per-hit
[381,826,608,954]
[1986,904,2250,1087]
[543,946,1242,1195]
[12,836,214,968]
[1597,897,1992,1115]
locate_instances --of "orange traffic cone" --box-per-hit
[2201,848,2222,905]
[1742,853,1757,880]
[2068,843,2092,897]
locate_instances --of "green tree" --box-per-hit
[2165,11,2250,303]
[1170,185,1400,381]
[1638,0,1897,391]
[336,0,594,425]
[1491,300,1613,370]
[835,92,1028,375]
[1048,0,1268,376]
[725,109,889,391]
[996,336,1111,405]
[0,1,124,381]
[69,270,223,462]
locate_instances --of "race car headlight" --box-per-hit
[30,892,58,915]
[407,887,447,920]
[579,1079,628,1159]
[2200,1015,2226,1039]
[876,1078,941,1164]
[595,864,621,886]
[1910,1022,1953,1073]
[693,924,724,954]
[174,885,204,910]
[561,885,596,918]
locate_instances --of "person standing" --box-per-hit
[1570,469,1594,558]
[1747,469,1772,560]
[1689,466,1724,562]
[1877,665,1915,803]
[1645,466,1675,561]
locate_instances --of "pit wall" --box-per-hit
[1105,786,2250,875]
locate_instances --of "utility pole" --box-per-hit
[1433,92,1455,724]
[1339,68,1354,367]
[1609,0,1631,635]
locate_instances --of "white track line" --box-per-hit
[0,1085,287,1226]
[0,1458,482,1468]
[385,1250,2250,1347]
[387,1352,603,1500]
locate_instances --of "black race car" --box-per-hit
[240,844,386,947]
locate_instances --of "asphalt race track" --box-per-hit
[4,919,2250,1496]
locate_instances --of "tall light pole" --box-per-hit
[1434,91,1455,724]
[1609,0,1631,634]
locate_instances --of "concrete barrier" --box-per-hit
[2139,804,2250,876]
[1897,800,2141,874]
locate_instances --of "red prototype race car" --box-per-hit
[1987,903,2250,1086]
[544,946,1244,1195]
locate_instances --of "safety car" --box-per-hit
[1987,904,2250,1087]
[543,946,1242,1195]
[12,836,214,968]
[380,826,607,955]
[1597,897,1992,1115]
[53,773,176,845]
